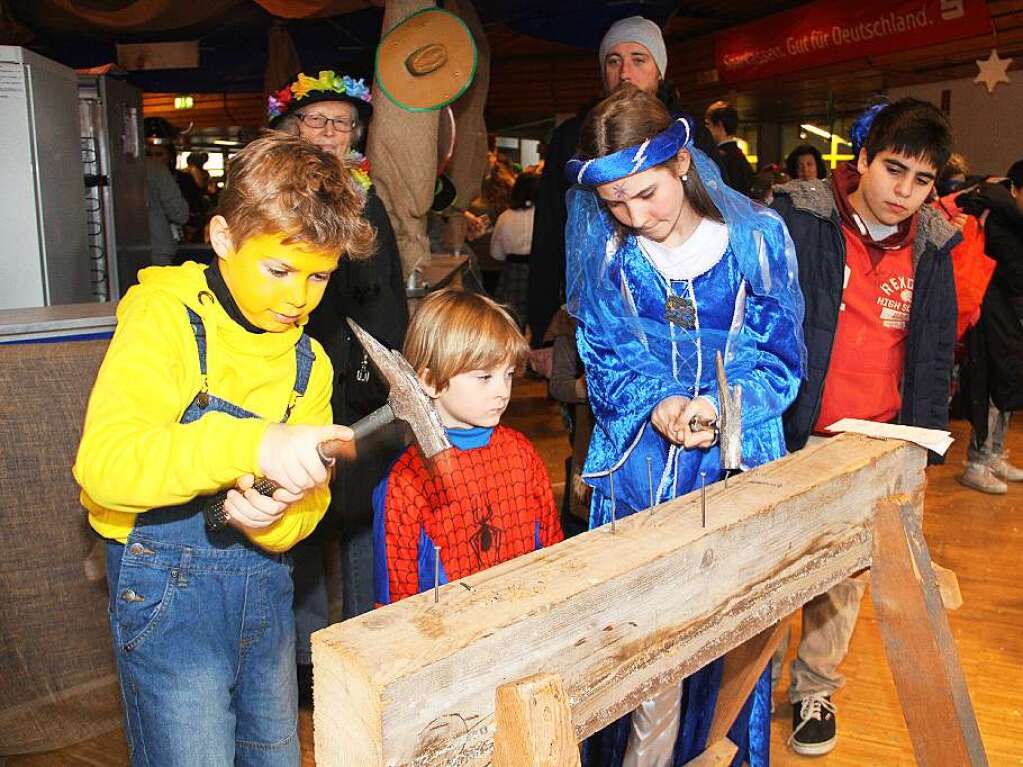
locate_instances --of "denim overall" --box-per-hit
[105,307,314,767]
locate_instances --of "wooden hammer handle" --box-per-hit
[204,403,396,525]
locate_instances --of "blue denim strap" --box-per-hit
[293,334,314,397]
[283,333,315,423]
[185,307,208,375]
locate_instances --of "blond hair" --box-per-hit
[404,290,528,391]
[217,130,374,260]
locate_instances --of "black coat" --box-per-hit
[958,183,1023,440]
[716,139,754,198]
[772,179,959,462]
[303,189,409,535]
[526,113,583,346]
[306,189,409,425]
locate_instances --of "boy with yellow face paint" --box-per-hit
[73,132,374,766]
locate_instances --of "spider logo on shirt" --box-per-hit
[469,502,503,568]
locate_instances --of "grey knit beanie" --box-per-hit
[598,16,667,79]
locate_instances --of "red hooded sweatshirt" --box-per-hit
[814,163,918,432]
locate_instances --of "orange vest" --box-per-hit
[814,226,914,432]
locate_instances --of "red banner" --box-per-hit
[715,0,993,84]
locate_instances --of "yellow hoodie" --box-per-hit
[74,262,334,553]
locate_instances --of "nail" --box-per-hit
[700,471,707,528]
[646,456,655,510]
[434,545,441,603]
[609,470,616,534]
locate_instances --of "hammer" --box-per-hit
[203,319,451,527]
[687,351,743,472]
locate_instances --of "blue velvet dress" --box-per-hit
[575,231,802,767]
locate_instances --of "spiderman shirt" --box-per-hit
[373,425,563,605]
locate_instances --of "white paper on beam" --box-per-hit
[825,418,954,455]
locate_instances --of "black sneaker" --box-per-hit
[789,693,837,756]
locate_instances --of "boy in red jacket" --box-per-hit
[373,290,563,604]
[772,99,958,756]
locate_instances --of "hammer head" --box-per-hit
[347,319,452,460]
[715,351,743,471]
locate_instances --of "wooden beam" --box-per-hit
[312,434,927,766]
[493,673,580,767]
[704,620,789,746]
[682,738,739,767]
[870,498,988,766]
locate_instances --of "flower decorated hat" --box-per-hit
[267,70,373,127]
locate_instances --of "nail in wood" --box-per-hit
[646,456,655,510]
[433,545,441,603]
[609,470,617,534]
[700,472,707,528]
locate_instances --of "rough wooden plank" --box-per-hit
[932,561,964,611]
[493,673,580,767]
[682,737,739,767]
[870,498,988,766]
[704,620,789,746]
[313,434,927,767]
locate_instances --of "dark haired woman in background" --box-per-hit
[786,143,828,182]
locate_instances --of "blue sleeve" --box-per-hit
[371,474,392,606]
[373,460,448,604]
[576,319,687,468]
[725,285,804,468]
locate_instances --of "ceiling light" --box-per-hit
[800,123,832,139]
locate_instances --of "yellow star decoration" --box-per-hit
[974,49,1013,94]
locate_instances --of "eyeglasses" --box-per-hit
[296,112,357,133]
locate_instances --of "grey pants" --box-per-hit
[772,434,868,701]
[773,578,867,702]
[967,400,1011,466]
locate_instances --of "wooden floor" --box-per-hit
[6,377,1022,766]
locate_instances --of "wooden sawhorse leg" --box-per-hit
[682,620,789,766]
[871,497,987,766]
[494,672,581,767]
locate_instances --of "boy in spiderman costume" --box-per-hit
[373,289,564,604]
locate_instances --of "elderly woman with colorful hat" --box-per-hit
[268,70,409,700]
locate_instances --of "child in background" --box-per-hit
[373,289,564,605]
[491,172,541,327]
[74,132,373,766]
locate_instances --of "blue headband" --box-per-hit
[565,117,693,186]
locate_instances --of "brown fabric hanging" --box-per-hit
[45,0,240,31]
[264,20,302,102]
[366,0,439,277]
[442,0,489,211]
[0,339,122,755]
[251,0,377,18]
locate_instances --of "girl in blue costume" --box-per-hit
[565,86,805,767]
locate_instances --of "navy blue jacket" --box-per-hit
[772,179,960,461]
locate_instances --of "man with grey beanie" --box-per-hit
[598,15,666,94]
[527,17,666,350]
